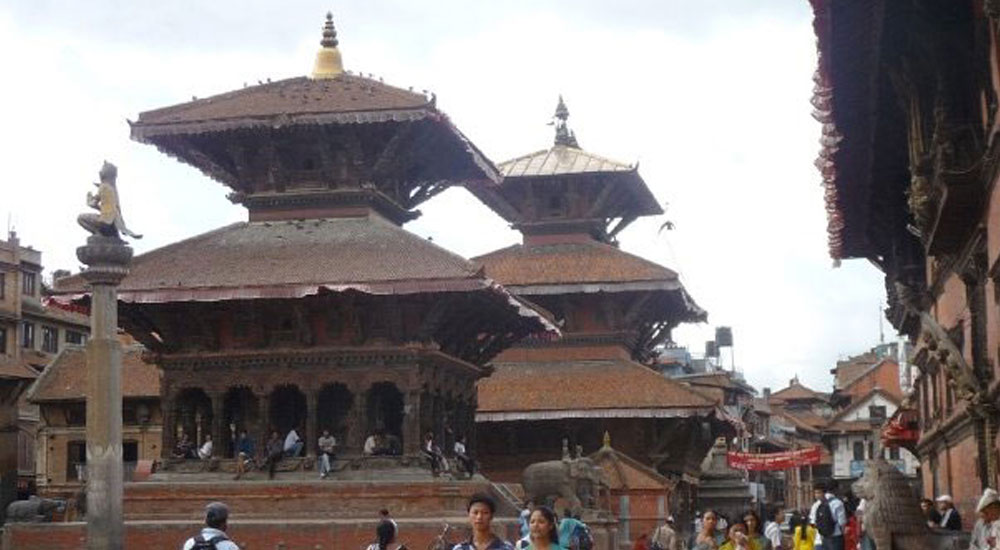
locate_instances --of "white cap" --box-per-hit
[978,489,1000,513]
[936,495,953,503]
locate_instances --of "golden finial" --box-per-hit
[312,12,344,79]
[553,95,579,148]
[602,431,611,449]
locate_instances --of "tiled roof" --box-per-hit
[475,241,684,291]
[28,346,159,402]
[770,380,828,402]
[131,75,433,137]
[772,406,828,433]
[0,358,39,381]
[499,145,633,178]
[476,359,716,421]
[56,214,490,302]
[590,444,672,491]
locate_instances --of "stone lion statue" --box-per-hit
[852,459,967,550]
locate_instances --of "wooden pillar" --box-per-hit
[210,391,225,458]
[161,390,176,460]
[404,389,422,455]
[306,389,318,457]
[257,389,271,440]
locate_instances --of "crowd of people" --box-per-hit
[171,426,477,480]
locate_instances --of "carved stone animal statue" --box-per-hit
[4,496,66,523]
[852,460,967,550]
[523,457,610,515]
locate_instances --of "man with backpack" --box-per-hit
[181,501,239,550]
[809,482,846,550]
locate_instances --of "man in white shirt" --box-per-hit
[318,430,337,479]
[454,435,474,478]
[284,427,303,457]
[809,482,846,550]
[763,506,783,550]
[181,502,240,550]
[197,435,213,460]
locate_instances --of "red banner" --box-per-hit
[726,447,822,471]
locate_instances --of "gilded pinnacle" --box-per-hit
[312,12,344,79]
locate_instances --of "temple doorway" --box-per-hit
[223,387,259,457]
[366,382,404,450]
[174,388,212,447]
[269,385,306,437]
[317,383,353,446]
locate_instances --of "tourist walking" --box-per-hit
[809,482,846,550]
[451,493,514,550]
[516,506,566,550]
[937,495,962,530]
[762,507,782,550]
[719,522,759,550]
[519,501,534,539]
[742,510,770,550]
[181,501,239,550]
[318,429,337,479]
[694,510,725,550]
[650,515,682,550]
[379,508,399,541]
[558,510,593,550]
[788,514,816,550]
[366,515,403,550]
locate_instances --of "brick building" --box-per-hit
[26,345,161,488]
[808,0,1000,526]
[0,230,88,516]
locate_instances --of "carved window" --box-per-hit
[21,321,34,348]
[853,441,865,461]
[41,326,58,353]
[0,272,5,299]
[0,327,5,355]
[21,271,35,296]
[65,330,85,345]
[66,441,86,481]
[65,403,85,426]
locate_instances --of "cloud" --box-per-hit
[0,1,886,395]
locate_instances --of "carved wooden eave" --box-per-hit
[913,311,982,405]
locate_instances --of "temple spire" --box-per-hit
[311,12,344,79]
[553,95,579,148]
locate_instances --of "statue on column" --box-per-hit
[78,162,142,240]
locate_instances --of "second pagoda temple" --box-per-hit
[467,99,730,522]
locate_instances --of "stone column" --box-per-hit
[305,389,318,457]
[77,234,132,550]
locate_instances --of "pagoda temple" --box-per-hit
[54,14,553,465]
[467,99,731,525]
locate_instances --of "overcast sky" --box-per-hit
[0,1,888,394]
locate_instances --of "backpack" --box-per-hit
[814,498,836,537]
[191,534,228,550]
